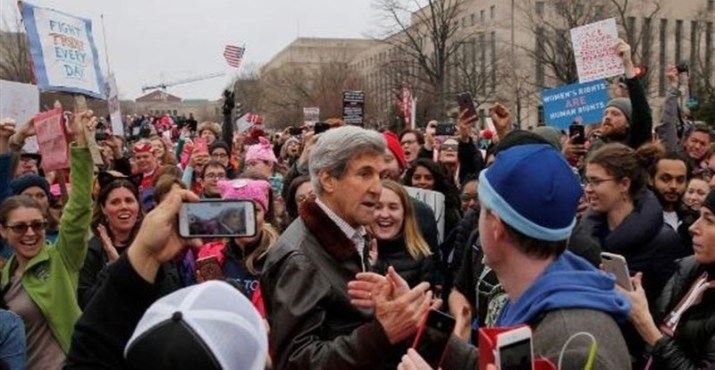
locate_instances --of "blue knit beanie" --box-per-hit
[478,144,582,241]
[10,174,50,197]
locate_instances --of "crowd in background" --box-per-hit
[0,39,713,370]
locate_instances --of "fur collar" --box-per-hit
[298,199,360,262]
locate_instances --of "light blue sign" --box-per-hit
[21,1,105,99]
[541,79,609,128]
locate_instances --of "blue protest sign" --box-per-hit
[20,1,105,99]
[541,79,609,128]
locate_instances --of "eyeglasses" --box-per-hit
[296,193,315,203]
[211,153,228,159]
[4,221,47,234]
[583,177,616,187]
[440,144,458,152]
[460,194,477,201]
[204,173,226,180]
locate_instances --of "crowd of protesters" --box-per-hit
[0,39,713,370]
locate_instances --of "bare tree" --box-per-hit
[517,0,661,88]
[232,62,264,117]
[371,0,481,118]
[688,7,715,124]
[0,16,34,83]
[259,60,364,129]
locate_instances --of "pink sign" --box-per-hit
[570,18,624,83]
[34,108,70,171]
[194,137,208,154]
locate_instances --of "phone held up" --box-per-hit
[496,326,534,370]
[569,122,585,146]
[600,252,633,291]
[178,200,257,238]
[435,123,457,136]
[456,92,478,121]
[412,309,456,368]
[195,255,225,281]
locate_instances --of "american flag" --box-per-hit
[223,45,245,68]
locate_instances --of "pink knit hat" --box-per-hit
[217,179,271,211]
[244,137,277,164]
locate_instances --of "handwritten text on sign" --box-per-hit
[34,108,70,171]
[21,2,105,98]
[541,79,609,128]
[570,18,624,83]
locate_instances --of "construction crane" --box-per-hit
[141,71,226,93]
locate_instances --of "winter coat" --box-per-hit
[569,190,683,304]
[648,257,715,370]
[261,199,405,370]
[373,235,434,288]
[1,147,92,353]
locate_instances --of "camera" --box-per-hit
[676,62,689,74]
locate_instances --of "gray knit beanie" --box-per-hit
[605,98,632,124]
[532,126,564,151]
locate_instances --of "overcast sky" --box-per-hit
[1,0,376,100]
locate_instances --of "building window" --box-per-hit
[675,20,683,63]
[538,105,544,125]
[707,22,713,81]
[479,33,486,95]
[535,1,545,16]
[535,27,545,88]
[490,32,497,89]
[691,21,699,70]
[490,5,495,20]
[626,17,636,47]
[462,17,466,28]
[480,10,485,22]
[471,14,476,26]
[643,18,652,66]
[659,19,667,97]
[709,0,714,11]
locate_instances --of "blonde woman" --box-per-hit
[370,179,434,287]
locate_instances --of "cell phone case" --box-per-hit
[478,326,556,370]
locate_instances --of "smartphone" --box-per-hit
[195,255,225,281]
[288,127,303,136]
[569,123,585,145]
[496,326,534,370]
[457,92,478,120]
[411,309,456,368]
[601,252,633,291]
[178,200,257,238]
[313,122,331,134]
[435,123,456,136]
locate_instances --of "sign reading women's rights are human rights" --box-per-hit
[541,79,609,129]
[20,1,105,99]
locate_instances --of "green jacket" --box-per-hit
[1,146,93,353]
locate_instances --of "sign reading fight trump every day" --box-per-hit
[20,1,105,99]
[570,18,624,83]
[541,79,609,128]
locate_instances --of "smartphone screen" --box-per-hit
[569,124,585,145]
[313,122,330,134]
[435,124,456,136]
[498,338,533,370]
[412,310,455,367]
[179,200,257,238]
[457,92,478,120]
[288,127,302,136]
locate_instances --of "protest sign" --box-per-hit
[0,80,39,126]
[541,79,609,128]
[404,186,445,243]
[303,107,320,126]
[33,108,70,171]
[106,74,124,136]
[20,1,105,99]
[342,91,365,126]
[570,18,624,83]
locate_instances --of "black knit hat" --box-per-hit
[209,140,230,155]
[10,174,50,197]
[704,190,715,214]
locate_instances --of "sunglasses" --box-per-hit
[440,144,458,152]
[5,221,48,234]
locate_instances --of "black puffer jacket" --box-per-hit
[373,235,434,288]
[649,257,715,370]
[569,190,682,303]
